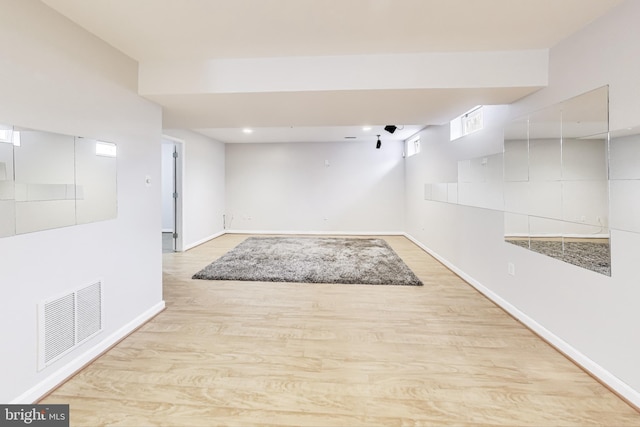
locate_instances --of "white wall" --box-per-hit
[405,0,640,405]
[163,129,226,249]
[225,140,405,233]
[0,0,163,403]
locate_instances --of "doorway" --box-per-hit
[161,136,184,252]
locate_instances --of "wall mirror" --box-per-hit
[0,124,16,237]
[503,86,610,275]
[609,126,640,234]
[457,152,504,210]
[423,150,505,212]
[75,137,118,224]
[0,124,117,237]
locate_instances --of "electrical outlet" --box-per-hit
[508,262,515,276]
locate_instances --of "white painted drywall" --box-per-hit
[225,140,405,233]
[405,0,640,403]
[163,129,226,249]
[0,0,163,403]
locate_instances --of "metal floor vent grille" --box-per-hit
[38,280,103,370]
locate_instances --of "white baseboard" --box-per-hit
[11,301,166,404]
[183,231,226,251]
[224,229,405,236]
[403,232,640,409]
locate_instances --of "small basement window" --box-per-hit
[450,106,483,141]
[406,135,421,157]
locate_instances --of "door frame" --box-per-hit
[161,135,185,252]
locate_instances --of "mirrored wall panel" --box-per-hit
[75,138,117,224]
[457,153,504,210]
[504,86,611,275]
[609,127,640,234]
[0,124,16,237]
[0,124,117,237]
[423,152,504,211]
[14,129,77,234]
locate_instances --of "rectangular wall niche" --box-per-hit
[37,280,103,370]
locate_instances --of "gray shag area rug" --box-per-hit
[192,236,423,286]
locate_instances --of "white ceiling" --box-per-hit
[42,0,624,143]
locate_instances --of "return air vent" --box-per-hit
[38,280,103,370]
[43,294,75,366]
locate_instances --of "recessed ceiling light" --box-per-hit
[362,126,372,131]
[242,128,253,134]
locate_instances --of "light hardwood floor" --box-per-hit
[41,234,640,426]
